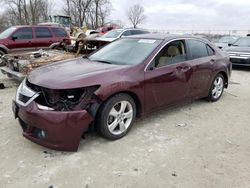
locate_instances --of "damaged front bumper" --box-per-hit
[13,79,95,151]
[13,101,94,151]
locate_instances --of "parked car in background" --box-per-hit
[0,25,70,66]
[74,29,100,39]
[85,30,100,36]
[97,22,121,35]
[13,34,231,151]
[97,28,150,42]
[224,36,250,66]
[75,28,151,54]
[215,36,239,49]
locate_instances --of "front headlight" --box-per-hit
[36,85,100,111]
[15,78,40,106]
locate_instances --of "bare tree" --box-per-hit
[63,0,112,29]
[4,0,53,25]
[0,13,10,31]
[63,0,93,27]
[64,0,70,17]
[127,4,146,28]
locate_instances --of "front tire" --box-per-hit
[207,73,225,102]
[96,94,136,140]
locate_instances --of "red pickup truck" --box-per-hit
[0,25,70,65]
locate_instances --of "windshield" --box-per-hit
[89,38,162,65]
[233,37,250,47]
[100,29,123,38]
[0,27,16,39]
[218,36,239,44]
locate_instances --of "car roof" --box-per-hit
[126,33,208,41]
[112,28,148,32]
[13,25,64,29]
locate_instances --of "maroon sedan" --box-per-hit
[13,34,231,151]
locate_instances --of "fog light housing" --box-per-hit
[33,128,47,139]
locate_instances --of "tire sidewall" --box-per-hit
[97,94,136,140]
[209,73,225,102]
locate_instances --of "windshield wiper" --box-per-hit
[94,60,112,64]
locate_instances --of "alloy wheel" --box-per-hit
[212,76,224,99]
[107,101,133,135]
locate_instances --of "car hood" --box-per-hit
[28,57,127,89]
[224,46,250,52]
[215,42,228,48]
[95,37,116,42]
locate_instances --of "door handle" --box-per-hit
[176,66,191,72]
[210,59,215,64]
[182,66,191,72]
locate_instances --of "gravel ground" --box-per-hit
[0,68,250,188]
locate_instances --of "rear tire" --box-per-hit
[96,93,136,140]
[207,73,225,102]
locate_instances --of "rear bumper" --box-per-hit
[13,101,94,151]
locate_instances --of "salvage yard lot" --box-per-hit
[0,68,250,188]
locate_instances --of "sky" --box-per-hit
[1,0,250,30]
[109,0,250,30]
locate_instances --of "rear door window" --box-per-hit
[207,45,215,56]
[51,28,68,37]
[131,30,148,35]
[131,30,141,35]
[12,27,33,39]
[35,27,52,38]
[187,39,211,59]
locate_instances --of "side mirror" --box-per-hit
[12,36,18,41]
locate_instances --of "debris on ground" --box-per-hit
[0,83,5,89]
[113,171,124,177]
[4,174,11,178]
[224,91,238,98]
[148,148,154,153]
[133,168,139,172]
[43,151,55,158]
[226,139,233,145]
[229,81,241,85]
[172,172,177,177]
[176,123,188,127]
[226,139,240,147]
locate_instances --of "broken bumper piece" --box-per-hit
[13,101,94,151]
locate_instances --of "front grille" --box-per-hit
[18,93,31,103]
[230,58,250,64]
[16,79,40,106]
[228,52,250,60]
